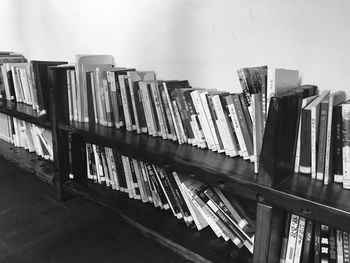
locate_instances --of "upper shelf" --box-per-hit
[0,98,51,128]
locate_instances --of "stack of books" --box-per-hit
[0,112,53,161]
[84,141,255,253]
[280,212,349,263]
[0,54,66,115]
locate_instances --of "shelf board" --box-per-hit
[58,121,259,200]
[63,179,252,263]
[0,139,55,185]
[0,98,51,128]
[261,173,350,232]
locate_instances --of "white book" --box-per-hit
[293,217,306,263]
[140,81,157,136]
[121,155,134,198]
[191,90,216,150]
[212,94,239,156]
[119,75,133,131]
[266,68,299,114]
[323,91,346,184]
[285,214,299,263]
[133,159,148,203]
[85,143,93,180]
[337,230,344,263]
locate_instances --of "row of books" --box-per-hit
[293,90,350,188]
[280,212,349,263]
[0,51,66,115]
[61,56,306,173]
[84,142,255,253]
[0,112,53,160]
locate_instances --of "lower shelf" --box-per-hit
[63,180,253,263]
[0,139,55,185]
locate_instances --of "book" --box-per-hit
[285,214,299,263]
[299,90,330,176]
[266,68,299,114]
[333,104,344,183]
[344,232,350,263]
[337,230,344,263]
[329,227,337,263]
[280,213,292,263]
[301,219,313,263]
[323,91,346,185]
[314,222,321,263]
[294,216,306,263]
[342,100,350,189]
[320,224,330,262]
[315,97,329,181]
[251,93,264,173]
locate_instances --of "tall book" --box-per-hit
[299,90,330,176]
[343,100,350,190]
[285,214,300,263]
[333,104,344,183]
[323,91,346,185]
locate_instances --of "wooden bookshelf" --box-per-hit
[63,179,252,263]
[0,98,51,128]
[0,139,55,184]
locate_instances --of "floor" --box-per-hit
[0,157,190,263]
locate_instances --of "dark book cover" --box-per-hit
[132,81,147,131]
[147,83,161,134]
[6,70,16,101]
[314,222,321,263]
[31,61,67,117]
[232,93,254,157]
[333,104,343,179]
[163,167,194,225]
[85,72,96,125]
[175,88,195,140]
[238,93,253,143]
[259,88,305,186]
[301,219,314,263]
[316,98,329,180]
[145,163,168,208]
[299,106,312,174]
[237,68,251,106]
[128,157,141,198]
[112,148,127,190]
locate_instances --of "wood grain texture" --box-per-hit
[0,157,191,263]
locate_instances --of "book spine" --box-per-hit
[137,87,148,132]
[121,155,134,198]
[226,95,248,158]
[159,85,177,140]
[176,89,195,143]
[206,94,225,152]
[127,78,141,133]
[70,70,79,122]
[238,93,253,142]
[118,75,132,131]
[333,104,343,183]
[311,104,321,179]
[266,67,276,114]
[148,84,161,136]
[343,104,350,189]
[285,214,299,263]
[300,219,313,263]
[191,91,215,150]
[293,216,306,263]
[66,70,73,121]
[150,83,167,138]
[199,92,220,151]
[106,71,119,128]
[145,163,169,209]
[320,224,330,262]
[329,227,337,263]
[102,74,113,127]
[128,157,140,199]
[172,101,186,142]
[337,230,344,263]
[314,222,321,263]
[114,73,124,127]
[251,93,264,173]
[232,94,254,159]
[344,232,350,263]
[299,109,312,174]
[237,68,251,106]
[316,100,329,181]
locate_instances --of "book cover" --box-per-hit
[333,104,344,183]
[324,91,346,184]
[342,100,350,189]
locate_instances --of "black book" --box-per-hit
[6,70,16,101]
[332,104,343,182]
[112,148,127,192]
[145,163,169,209]
[301,219,314,263]
[85,72,95,125]
[314,222,321,263]
[31,60,67,116]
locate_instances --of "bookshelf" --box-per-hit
[47,64,350,263]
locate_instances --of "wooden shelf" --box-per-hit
[262,173,350,232]
[0,98,51,128]
[62,179,253,263]
[0,139,55,184]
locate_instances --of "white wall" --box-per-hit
[1,0,350,94]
